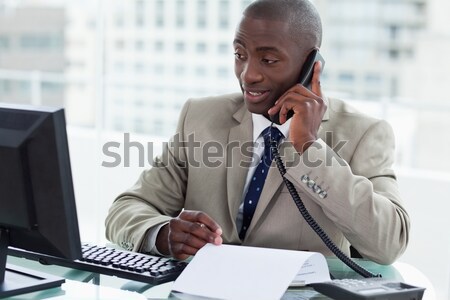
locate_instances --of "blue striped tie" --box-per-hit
[239,126,284,240]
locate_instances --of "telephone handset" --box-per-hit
[298,49,325,89]
[270,49,325,124]
[268,49,380,279]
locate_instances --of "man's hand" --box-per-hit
[156,210,223,260]
[268,61,326,154]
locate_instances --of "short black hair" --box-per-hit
[243,0,322,49]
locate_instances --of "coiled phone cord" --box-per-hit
[269,127,381,278]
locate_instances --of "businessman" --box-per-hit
[105,0,410,264]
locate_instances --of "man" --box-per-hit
[105,0,409,265]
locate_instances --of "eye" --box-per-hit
[262,58,278,64]
[234,52,246,60]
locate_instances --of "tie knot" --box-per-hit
[262,126,284,146]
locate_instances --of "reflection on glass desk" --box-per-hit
[3,280,147,300]
[6,255,435,299]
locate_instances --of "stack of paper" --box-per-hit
[171,244,330,300]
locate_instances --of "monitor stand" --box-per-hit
[0,229,65,298]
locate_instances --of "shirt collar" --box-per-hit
[251,113,291,142]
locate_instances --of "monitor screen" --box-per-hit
[0,103,82,297]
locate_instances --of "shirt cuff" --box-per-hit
[143,221,170,256]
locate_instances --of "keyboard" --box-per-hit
[8,243,188,285]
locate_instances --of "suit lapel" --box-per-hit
[226,104,252,237]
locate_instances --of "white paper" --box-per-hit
[171,244,330,300]
[291,255,331,286]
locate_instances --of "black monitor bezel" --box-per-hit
[0,103,82,297]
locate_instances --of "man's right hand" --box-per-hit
[155,210,223,260]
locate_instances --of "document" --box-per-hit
[171,244,330,300]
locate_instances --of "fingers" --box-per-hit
[168,210,223,260]
[169,230,207,260]
[171,226,213,250]
[176,217,222,244]
[179,210,222,235]
[275,100,297,124]
[268,60,324,123]
[268,86,322,124]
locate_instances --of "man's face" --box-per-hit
[234,16,308,118]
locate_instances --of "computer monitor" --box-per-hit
[0,103,82,297]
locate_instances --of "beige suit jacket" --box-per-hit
[105,93,410,265]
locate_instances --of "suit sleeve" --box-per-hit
[284,120,410,264]
[104,100,192,252]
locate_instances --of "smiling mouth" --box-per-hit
[243,90,270,103]
[248,91,264,96]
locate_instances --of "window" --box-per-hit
[153,119,164,134]
[0,36,9,50]
[0,80,11,93]
[115,39,125,50]
[218,43,229,54]
[389,48,399,59]
[134,63,145,73]
[19,81,31,94]
[219,0,230,29]
[153,100,164,109]
[197,0,207,28]
[414,2,426,14]
[176,16,185,28]
[390,77,398,97]
[176,0,186,28]
[241,0,252,10]
[115,16,124,28]
[114,62,125,72]
[196,42,207,53]
[42,82,63,92]
[175,41,186,52]
[113,119,124,131]
[389,25,398,39]
[135,14,144,27]
[365,74,381,85]
[114,98,124,105]
[175,65,186,75]
[195,66,206,76]
[338,72,354,84]
[154,40,164,51]
[134,99,145,107]
[217,67,228,78]
[135,40,144,51]
[20,34,62,50]
[135,0,145,12]
[154,64,165,74]
[155,0,164,27]
[134,118,145,133]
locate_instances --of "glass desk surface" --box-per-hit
[5,255,435,300]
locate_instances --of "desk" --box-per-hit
[5,255,435,299]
